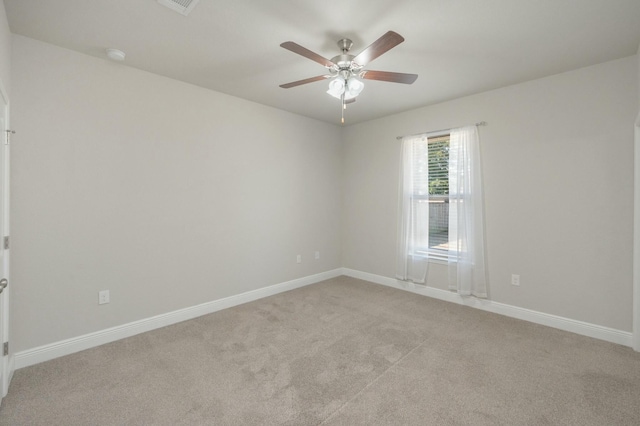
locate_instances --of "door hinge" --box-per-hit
[4,130,15,145]
[3,236,8,250]
[3,342,7,356]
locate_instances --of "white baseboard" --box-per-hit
[14,267,634,369]
[341,268,634,348]
[14,269,343,370]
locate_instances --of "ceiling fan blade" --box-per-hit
[279,75,331,89]
[360,70,418,84]
[352,31,405,66]
[280,41,335,68]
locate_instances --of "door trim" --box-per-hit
[634,112,640,352]
[0,80,13,396]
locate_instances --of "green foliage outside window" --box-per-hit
[428,137,449,196]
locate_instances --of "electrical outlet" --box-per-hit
[296,255,302,264]
[99,290,110,305]
[315,251,320,260]
[511,274,520,286]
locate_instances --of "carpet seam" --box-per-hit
[318,335,433,425]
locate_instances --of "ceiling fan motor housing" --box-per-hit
[331,54,357,69]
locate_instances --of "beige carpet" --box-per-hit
[1,276,639,425]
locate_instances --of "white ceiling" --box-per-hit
[4,0,640,125]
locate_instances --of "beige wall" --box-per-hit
[0,0,10,95]
[342,56,637,331]
[10,35,343,352]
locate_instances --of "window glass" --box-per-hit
[411,134,450,260]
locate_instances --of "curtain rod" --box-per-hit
[395,121,487,140]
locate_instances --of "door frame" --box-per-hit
[634,112,640,352]
[0,80,12,397]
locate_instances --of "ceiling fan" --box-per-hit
[279,31,418,123]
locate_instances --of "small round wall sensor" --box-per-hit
[106,48,126,61]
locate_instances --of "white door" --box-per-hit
[0,88,11,400]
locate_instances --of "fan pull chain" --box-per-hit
[341,95,345,124]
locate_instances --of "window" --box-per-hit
[410,133,451,261]
[397,125,487,296]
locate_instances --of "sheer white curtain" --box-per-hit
[396,135,429,283]
[448,126,487,297]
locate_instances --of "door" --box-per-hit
[0,87,11,399]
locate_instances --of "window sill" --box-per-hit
[409,252,456,265]
[428,257,450,265]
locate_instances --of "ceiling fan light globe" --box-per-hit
[329,78,345,92]
[327,78,346,98]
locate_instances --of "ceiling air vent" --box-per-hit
[157,0,201,16]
